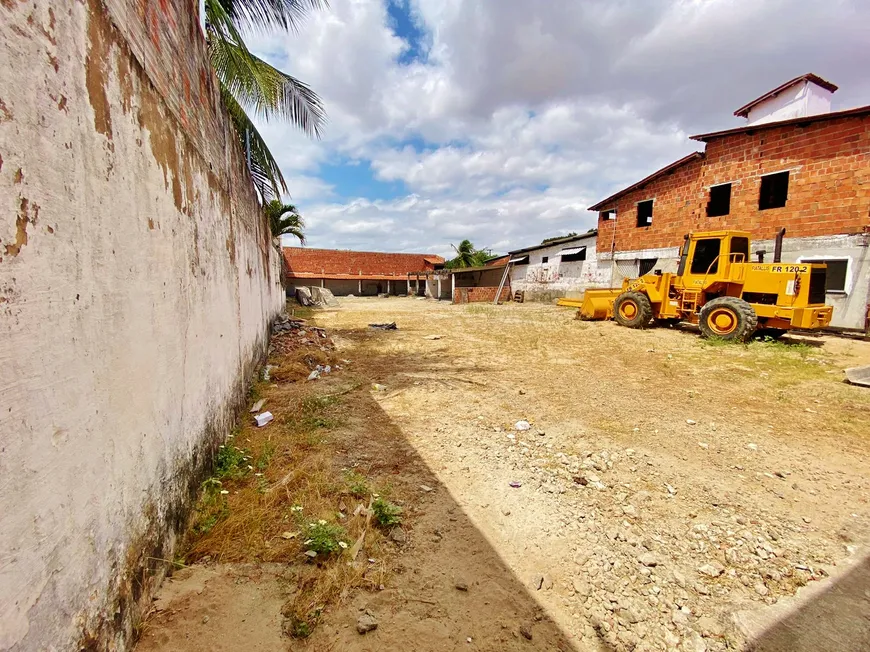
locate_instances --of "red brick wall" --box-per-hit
[453,286,512,304]
[283,248,444,276]
[596,114,870,252]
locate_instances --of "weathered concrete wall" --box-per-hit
[0,1,284,650]
[511,234,611,302]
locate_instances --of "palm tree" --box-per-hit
[264,199,305,243]
[448,240,478,268]
[203,0,327,201]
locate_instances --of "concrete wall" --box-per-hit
[0,1,284,650]
[510,235,610,302]
[746,81,834,126]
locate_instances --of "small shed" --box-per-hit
[447,264,511,304]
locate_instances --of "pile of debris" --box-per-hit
[295,286,339,307]
[269,314,336,357]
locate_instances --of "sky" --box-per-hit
[252,0,870,258]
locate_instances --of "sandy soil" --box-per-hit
[138,297,870,652]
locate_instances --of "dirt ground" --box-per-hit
[137,297,870,652]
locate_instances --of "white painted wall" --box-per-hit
[510,234,610,301]
[0,2,283,650]
[747,81,833,126]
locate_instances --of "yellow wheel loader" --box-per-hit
[577,229,833,341]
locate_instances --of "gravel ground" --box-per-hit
[308,297,870,651]
[137,297,870,652]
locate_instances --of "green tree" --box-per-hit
[445,240,491,269]
[203,0,327,201]
[264,199,305,243]
[541,232,577,245]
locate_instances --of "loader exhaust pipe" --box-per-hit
[676,234,690,276]
[773,227,786,264]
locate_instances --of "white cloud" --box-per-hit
[251,0,870,255]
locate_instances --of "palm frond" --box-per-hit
[209,37,325,138]
[220,82,286,200]
[218,0,329,33]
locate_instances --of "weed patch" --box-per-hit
[371,497,402,528]
[345,471,370,498]
[302,520,349,556]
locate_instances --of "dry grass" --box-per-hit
[179,319,405,637]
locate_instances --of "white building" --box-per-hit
[509,231,610,302]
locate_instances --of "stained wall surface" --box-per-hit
[0,1,284,649]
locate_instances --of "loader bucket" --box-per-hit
[578,289,621,320]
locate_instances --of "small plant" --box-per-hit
[216,442,250,480]
[303,520,348,555]
[255,441,275,471]
[193,478,229,534]
[345,471,370,498]
[371,497,402,528]
[286,616,312,639]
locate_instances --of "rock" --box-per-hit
[754,582,769,596]
[515,420,531,431]
[697,562,724,578]
[694,615,724,638]
[698,442,709,450]
[420,484,434,492]
[685,631,707,652]
[307,370,320,381]
[389,528,407,545]
[519,624,533,640]
[530,574,544,590]
[686,419,698,426]
[356,613,378,634]
[573,579,592,597]
[541,574,553,590]
[623,505,638,517]
[304,550,318,558]
[617,606,643,624]
[202,615,210,624]
[747,443,758,451]
[664,630,681,648]
[672,609,690,626]
[673,569,687,588]
[638,552,659,567]
[455,578,469,591]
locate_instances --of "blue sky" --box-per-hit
[253,0,870,257]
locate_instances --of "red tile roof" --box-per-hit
[733,73,838,118]
[282,247,444,279]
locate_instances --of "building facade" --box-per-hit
[509,231,610,302]
[591,76,870,331]
[282,247,444,297]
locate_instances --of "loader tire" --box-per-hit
[613,292,653,329]
[699,297,758,342]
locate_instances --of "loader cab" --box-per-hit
[677,230,751,289]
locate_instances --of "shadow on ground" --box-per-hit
[736,552,870,652]
[292,328,601,651]
[137,327,612,652]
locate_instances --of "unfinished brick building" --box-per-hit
[591,74,870,330]
[282,247,443,297]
